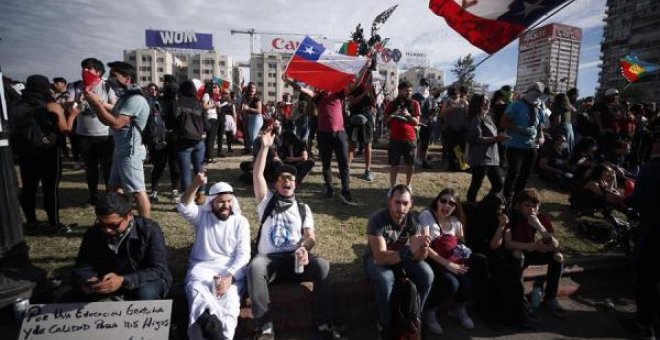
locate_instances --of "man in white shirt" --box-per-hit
[248,127,346,340]
[178,173,251,340]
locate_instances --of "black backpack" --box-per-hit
[390,268,422,340]
[142,101,168,151]
[176,97,208,141]
[10,99,58,150]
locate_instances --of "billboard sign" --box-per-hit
[400,49,431,69]
[145,29,213,50]
[261,34,330,53]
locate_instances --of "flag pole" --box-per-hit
[470,0,578,72]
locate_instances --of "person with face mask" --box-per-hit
[178,173,251,340]
[67,58,117,207]
[500,82,547,204]
[84,61,152,218]
[413,78,438,169]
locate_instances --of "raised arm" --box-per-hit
[253,127,275,203]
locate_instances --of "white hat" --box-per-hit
[525,82,545,94]
[208,182,233,196]
[205,182,241,216]
[604,88,619,96]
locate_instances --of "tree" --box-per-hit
[450,54,476,91]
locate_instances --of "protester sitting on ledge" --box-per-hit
[72,192,172,302]
[537,133,573,191]
[179,173,251,340]
[505,189,566,320]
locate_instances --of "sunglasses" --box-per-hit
[439,198,457,207]
[95,217,126,230]
[278,174,296,182]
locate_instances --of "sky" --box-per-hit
[0,0,607,96]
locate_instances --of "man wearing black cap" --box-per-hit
[51,77,68,104]
[413,77,437,169]
[248,127,346,340]
[84,61,151,218]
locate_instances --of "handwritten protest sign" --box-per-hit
[18,300,172,340]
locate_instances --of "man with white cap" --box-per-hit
[248,126,346,340]
[500,81,547,204]
[178,172,251,340]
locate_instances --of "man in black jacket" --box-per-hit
[72,192,172,301]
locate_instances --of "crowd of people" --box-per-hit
[3,59,660,340]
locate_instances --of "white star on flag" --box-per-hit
[304,46,315,55]
[521,0,545,17]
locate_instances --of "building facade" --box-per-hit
[249,52,296,104]
[400,66,444,90]
[598,0,660,100]
[124,48,235,89]
[516,23,582,94]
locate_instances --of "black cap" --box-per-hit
[419,78,430,86]
[52,77,67,84]
[275,164,297,177]
[107,61,136,76]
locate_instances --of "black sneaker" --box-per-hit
[340,191,357,206]
[318,324,348,340]
[326,186,334,198]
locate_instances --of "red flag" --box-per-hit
[285,36,367,93]
[429,0,570,54]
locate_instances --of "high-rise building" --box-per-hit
[249,52,295,104]
[516,23,582,94]
[400,66,444,89]
[124,48,236,89]
[598,0,660,100]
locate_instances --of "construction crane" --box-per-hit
[230,28,326,55]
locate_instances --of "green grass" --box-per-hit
[23,141,607,284]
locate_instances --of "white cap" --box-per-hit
[604,88,619,96]
[525,82,545,94]
[208,182,233,196]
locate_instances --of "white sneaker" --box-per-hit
[454,304,475,329]
[424,310,444,335]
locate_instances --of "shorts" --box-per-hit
[109,155,146,193]
[388,139,416,166]
[347,113,374,144]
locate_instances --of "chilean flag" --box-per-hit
[285,36,367,93]
[429,0,571,54]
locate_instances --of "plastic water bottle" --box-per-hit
[529,280,543,311]
[294,254,304,274]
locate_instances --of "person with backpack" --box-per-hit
[247,127,346,340]
[143,83,170,203]
[84,61,151,218]
[12,75,77,234]
[68,58,117,207]
[157,75,182,201]
[500,82,547,205]
[418,188,474,334]
[364,184,433,340]
[174,80,209,205]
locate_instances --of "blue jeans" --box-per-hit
[176,140,205,192]
[363,255,434,327]
[245,114,263,151]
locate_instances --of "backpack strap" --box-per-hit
[252,193,307,257]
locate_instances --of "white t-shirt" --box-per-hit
[418,210,461,241]
[70,81,117,136]
[202,93,218,120]
[257,191,314,255]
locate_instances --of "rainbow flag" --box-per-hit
[620,55,660,83]
[212,76,231,90]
